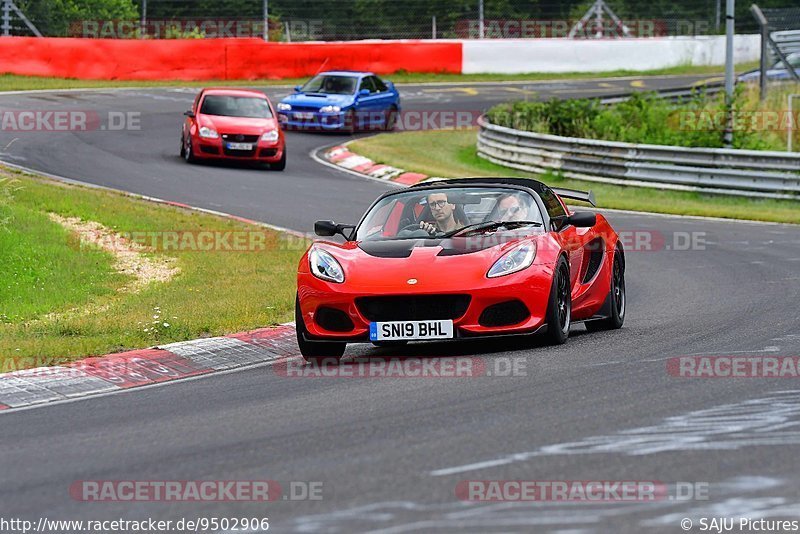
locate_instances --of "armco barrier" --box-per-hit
[477,116,800,199]
[0,38,462,80]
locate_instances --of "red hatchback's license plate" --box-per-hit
[226,142,253,150]
[370,320,454,341]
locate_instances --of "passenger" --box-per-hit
[496,193,531,222]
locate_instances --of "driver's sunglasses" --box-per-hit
[428,200,449,209]
[499,206,522,216]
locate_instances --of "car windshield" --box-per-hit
[355,186,544,241]
[301,75,358,95]
[200,95,273,118]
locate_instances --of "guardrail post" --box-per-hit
[723,0,735,148]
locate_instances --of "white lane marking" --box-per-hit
[430,390,800,476]
[309,141,403,188]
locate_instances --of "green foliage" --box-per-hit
[16,0,138,36]
[486,85,799,151]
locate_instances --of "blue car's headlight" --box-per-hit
[487,243,536,278]
[277,102,292,111]
[309,247,345,283]
[319,105,341,113]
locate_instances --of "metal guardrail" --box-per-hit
[598,83,724,105]
[477,115,800,199]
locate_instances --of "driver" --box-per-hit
[419,193,460,235]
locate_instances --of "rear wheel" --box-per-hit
[384,106,398,131]
[295,296,346,363]
[543,256,571,345]
[586,249,625,332]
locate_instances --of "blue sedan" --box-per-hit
[738,52,800,83]
[277,71,400,132]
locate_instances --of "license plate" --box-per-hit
[295,112,315,120]
[370,320,454,341]
[226,142,252,150]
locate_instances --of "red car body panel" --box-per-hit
[182,88,285,164]
[296,181,622,343]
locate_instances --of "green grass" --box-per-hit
[350,129,800,224]
[0,62,757,92]
[0,169,304,371]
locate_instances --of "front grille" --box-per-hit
[315,307,354,332]
[479,300,530,327]
[222,147,257,157]
[221,134,259,143]
[290,105,320,113]
[356,295,471,322]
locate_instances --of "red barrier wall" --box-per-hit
[0,37,462,80]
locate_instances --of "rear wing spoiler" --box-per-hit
[553,187,596,207]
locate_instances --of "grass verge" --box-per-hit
[0,62,757,92]
[0,168,303,371]
[349,129,800,224]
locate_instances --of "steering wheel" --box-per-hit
[398,222,437,237]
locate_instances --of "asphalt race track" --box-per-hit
[2,74,800,533]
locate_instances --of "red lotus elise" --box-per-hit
[180,88,286,170]
[295,178,625,361]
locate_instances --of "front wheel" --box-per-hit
[295,296,346,363]
[586,250,625,332]
[543,256,571,345]
[270,149,286,171]
[184,136,196,164]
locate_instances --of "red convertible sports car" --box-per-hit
[180,88,286,170]
[295,178,625,361]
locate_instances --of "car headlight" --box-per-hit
[261,129,279,142]
[198,126,219,139]
[487,243,536,278]
[309,247,344,283]
[319,105,341,113]
[277,102,292,111]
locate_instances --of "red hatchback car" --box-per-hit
[180,88,286,170]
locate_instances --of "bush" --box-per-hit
[485,84,800,151]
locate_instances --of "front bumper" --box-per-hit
[192,136,285,161]
[277,111,349,131]
[297,264,555,342]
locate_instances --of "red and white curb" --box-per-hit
[0,325,299,414]
[324,144,431,186]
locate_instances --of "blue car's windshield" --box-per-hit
[301,75,358,95]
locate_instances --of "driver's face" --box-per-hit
[498,196,527,221]
[427,193,453,222]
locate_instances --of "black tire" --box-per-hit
[384,106,398,131]
[586,249,626,332]
[295,296,346,363]
[179,134,186,158]
[345,110,357,134]
[184,136,196,164]
[543,256,571,345]
[271,149,286,171]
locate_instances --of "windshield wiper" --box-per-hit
[441,220,542,238]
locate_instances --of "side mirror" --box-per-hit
[314,220,355,239]
[567,212,597,228]
[183,110,195,118]
[293,85,302,92]
[358,89,370,97]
